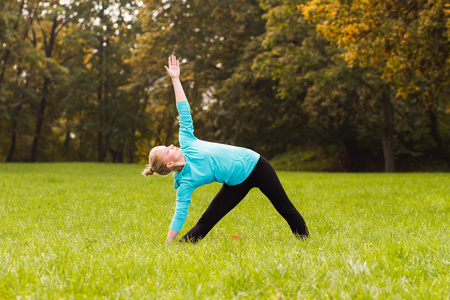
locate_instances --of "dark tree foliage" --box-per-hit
[0,0,448,172]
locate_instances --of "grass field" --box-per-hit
[0,163,449,299]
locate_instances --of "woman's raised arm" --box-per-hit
[165,55,188,104]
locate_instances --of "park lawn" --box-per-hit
[0,163,449,299]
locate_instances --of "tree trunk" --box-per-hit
[30,16,60,162]
[128,128,136,163]
[30,78,49,162]
[97,76,107,162]
[97,131,110,162]
[64,131,71,148]
[109,146,124,163]
[98,133,106,162]
[5,132,17,162]
[96,34,109,162]
[78,130,85,161]
[380,90,395,172]
[6,104,22,162]
[342,138,365,172]
[428,108,450,167]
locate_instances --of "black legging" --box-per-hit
[180,156,309,243]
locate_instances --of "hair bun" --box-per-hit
[142,166,154,176]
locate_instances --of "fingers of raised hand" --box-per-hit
[168,55,180,68]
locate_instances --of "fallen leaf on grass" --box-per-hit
[231,235,242,240]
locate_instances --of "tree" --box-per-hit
[207,35,292,158]
[1,0,86,162]
[304,0,450,168]
[133,0,267,153]
[253,0,394,171]
[1,0,43,162]
[1,0,143,163]
[59,0,143,162]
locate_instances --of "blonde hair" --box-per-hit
[142,147,172,176]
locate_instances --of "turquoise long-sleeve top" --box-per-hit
[170,100,260,232]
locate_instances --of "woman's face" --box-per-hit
[154,144,183,166]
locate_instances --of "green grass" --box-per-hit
[0,163,449,299]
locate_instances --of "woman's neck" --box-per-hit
[173,155,186,172]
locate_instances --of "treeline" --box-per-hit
[1,0,449,172]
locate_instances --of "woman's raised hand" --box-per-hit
[166,55,188,103]
[164,55,180,79]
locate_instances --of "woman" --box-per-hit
[143,55,308,243]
